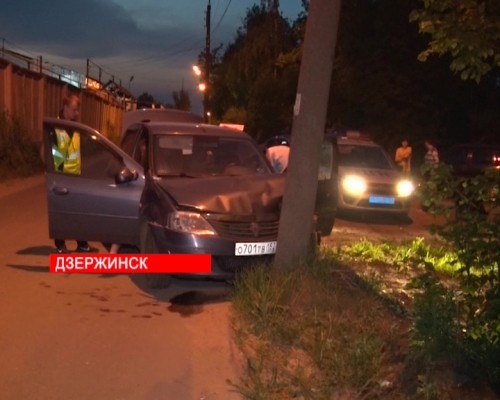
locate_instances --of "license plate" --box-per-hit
[369,195,395,205]
[235,241,277,256]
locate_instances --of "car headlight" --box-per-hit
[396,180,414,197]
[166,211,217,236]
[342,175,367,196]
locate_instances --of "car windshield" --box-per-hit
[153,134,270,177]
[339,144,394,170]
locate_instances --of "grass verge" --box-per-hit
[229,253,410,399]
[229,242,499,399]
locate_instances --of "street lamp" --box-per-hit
[192,65,202,76]
[193,65,208,120]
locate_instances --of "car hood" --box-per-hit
[156,174,286,214]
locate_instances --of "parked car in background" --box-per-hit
[336,131,415,217]
[441,143,500,177]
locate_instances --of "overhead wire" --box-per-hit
[211,0,232,34]
[98,0,233,80]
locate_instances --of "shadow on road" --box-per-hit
[129,275,234,317]
[12,244,234,317]
[16,245,56,256]
[6,264,50,273]
[337,210,413,226]
[16,245,100,256]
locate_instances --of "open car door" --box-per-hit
[315,135,339,236]
[42,117,144,247]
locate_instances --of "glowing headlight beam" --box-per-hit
[396,180,414,197]
[342,175,367,196]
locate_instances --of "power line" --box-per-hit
[211,0,232,34]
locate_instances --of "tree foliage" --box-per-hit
[172,88,191,111]
[415,163,500,387]
[410,0,500,82]
[209,1,500,150]
[210,3,299,141]
[136,92,156,109]
[0,112,43,179]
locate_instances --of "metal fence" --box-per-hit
[0,50,130,146]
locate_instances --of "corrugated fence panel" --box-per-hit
[0,61,125,146]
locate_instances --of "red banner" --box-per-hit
[50,254,211,274]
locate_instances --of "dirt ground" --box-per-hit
[325,201,448,248]
[322,203,500,399]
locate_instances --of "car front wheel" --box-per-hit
[140,221,172,289]
[317,216,335,237]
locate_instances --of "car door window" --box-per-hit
[121,132,138,157]
[135,131,149,170]
[121,124,142,157]
[48,125,123,181]
[81,135,123,180]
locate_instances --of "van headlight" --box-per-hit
[396,180,414,197]
[167,211,217,235]
[342,175,367,196]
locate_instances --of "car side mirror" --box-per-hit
[115,167,138,184]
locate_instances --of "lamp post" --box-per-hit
[193,65,206,117]
[192,0,211,122]
[204,0,211,123]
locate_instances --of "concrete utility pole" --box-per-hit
[204,0,211,123]
[275,0,342,267]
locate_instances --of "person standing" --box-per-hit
[394,139,412,174]
[52,93,90,254]
[424,139,439,166]
[265,141,290,173]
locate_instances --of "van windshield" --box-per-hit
[339,144,394,170]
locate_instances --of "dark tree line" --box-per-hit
[207,0,500,163]
[136,88,191,111]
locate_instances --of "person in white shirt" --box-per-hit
[265,144,290,173]
[424,139,439,166]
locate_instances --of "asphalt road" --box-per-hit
[0,175,243,400]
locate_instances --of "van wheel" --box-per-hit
[140,221,172,289]
[317,216,335,237]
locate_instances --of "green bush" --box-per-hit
[415,163,500,389]
[0,112,43,179]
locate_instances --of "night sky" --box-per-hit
[0,0,303,113]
